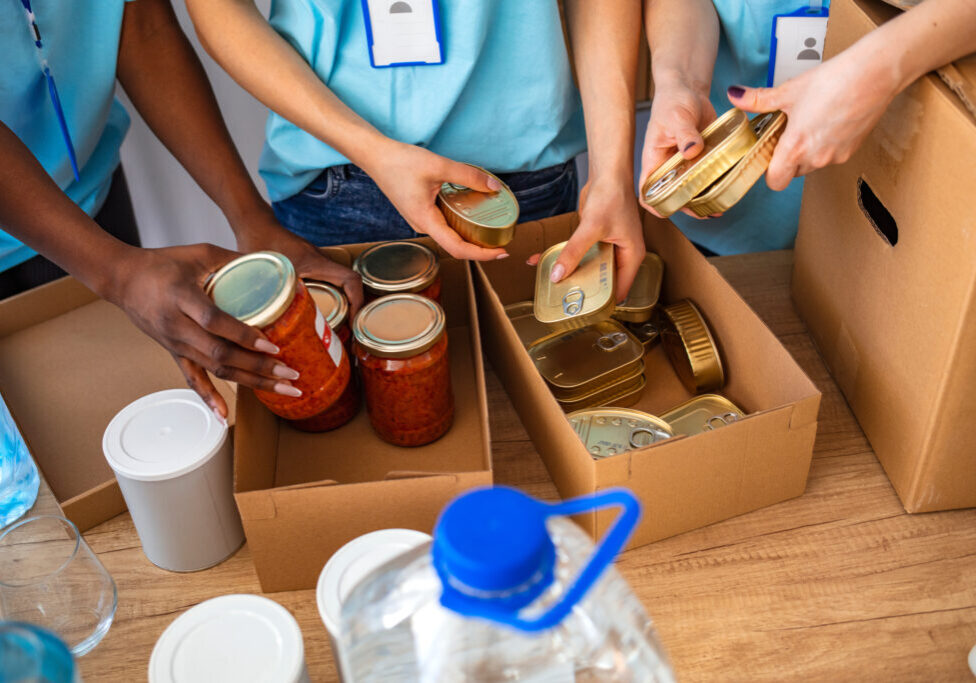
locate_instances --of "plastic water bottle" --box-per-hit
[0,622,78,682]
[338,486,676,682]
[0,391,40,528]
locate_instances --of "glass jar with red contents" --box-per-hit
[207,252,350,421]
[353,294,453,446]
[353,241,441,303]
[291,282,361,432]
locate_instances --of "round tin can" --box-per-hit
[657,300,725,394]
[613,252,664,323]
[687,111,788,217]
[437,166,519,248]
[660,394,744,437]
[567,407,673,459]
[353,241,441,301]
[640,108,756,217]
[534,241,615,329]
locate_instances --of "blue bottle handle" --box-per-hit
[442,488,641,633]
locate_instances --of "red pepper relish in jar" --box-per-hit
[353,241,441,303]
[353,294,454,446]
[206,252,351,421]
[292,282,361,432]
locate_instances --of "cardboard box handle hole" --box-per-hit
[857,177,898,247]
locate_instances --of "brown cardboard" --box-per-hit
[234,241,492,593]
[0,278,235,531]
[476,213,821,548]
[793,0,976,512]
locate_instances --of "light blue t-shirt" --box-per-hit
[260,0,586,202]
[670,0,807,255]
[0,0,131,273]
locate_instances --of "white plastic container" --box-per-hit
[102,389,243,572]
[149,594,308,683]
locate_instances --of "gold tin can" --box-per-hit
[437,166,519,248]
[557,371,646,414]
[567,407,673,459]
[529,320,644,399]
[613,252,664,323]
[657,300,725,393]
[640,108,756,218]
[686,111,787,217]
[535,241,615,329]
[503,300,560,350]
[625,320,662,350]
[660,394,744,437]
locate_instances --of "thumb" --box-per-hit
[673,122,706,159]
[726,84,783,114]
[550,232,593,284]
[441,161,501,194]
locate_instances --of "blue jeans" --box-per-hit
[272,160,579,246]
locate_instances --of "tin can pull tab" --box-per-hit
[628,426,671,449]
[596,331,628,352]
[705,412,740,430]
[562,287,585,316]
[646,168,678,199]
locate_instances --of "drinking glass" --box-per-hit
[0,515,117,656]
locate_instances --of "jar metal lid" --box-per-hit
[205,251,296,329]
[353,241,440,294]
[305,281,348,330]
[529,320,644,395]
[640,108,756,217]
[534,241,615,328]
[353,293,446,358]
[686,111,788,217]
[657,300,725,393]
[567,407,673,459]
[437,166,519,248]
[613,252,664,323]
[660,393,744,437]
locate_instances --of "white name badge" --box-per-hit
[362,0,444,68]
[767,5,829,87]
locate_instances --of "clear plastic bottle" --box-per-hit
[339,487,675,682]
[0,391,39,528]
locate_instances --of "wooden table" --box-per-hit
[56,251,976,681]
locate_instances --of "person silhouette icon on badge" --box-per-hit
[797,37,821,60]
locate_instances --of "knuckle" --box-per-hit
[209,341,231,364]
[198,305,221,331]
[213,365,234,380]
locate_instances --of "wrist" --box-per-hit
[90,242,143,303]
[652,66,711,98]
[344,128,400,176]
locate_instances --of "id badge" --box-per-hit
[361,0,444,68]
[766,4,830,87]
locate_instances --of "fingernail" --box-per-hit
[255,339,280,355]
[273,364,300,380]
[212,408,228,427]
[496,253,510,260]
[486,176,501,191]
[683,141,697,152]
[550,264,566,283]
[274,382,302,397]
[727,85,746,99]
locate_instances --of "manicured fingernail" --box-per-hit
[727,85,746,99]
[273,364,300,380]
[486,176,501,191]
[212,408,228,427]
[274,382,302,397]
[496,253,510,260]
[683,141,697,152]
[550,264,566,282]
[255,339,279,355]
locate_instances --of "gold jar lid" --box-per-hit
[206,251,296,328]
[568,407,672,458]
[352,294,446,359]
[613,252,664,323]
[353,241,440,294]
[305,281,348,330]
[529,320,643,397]
[534,241,615,328]
[625,320,662,350]
[640,108,756,218]
[686,111,787,217]
[504,301,560,350]
[660,394,744,437]
[657,300,725,393]
[437,166,519,248]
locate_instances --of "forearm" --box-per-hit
[645,0,719,94]
[565,0,641,185]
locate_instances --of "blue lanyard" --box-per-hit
[18,0,81,181]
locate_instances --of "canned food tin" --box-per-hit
[503,301,560,350]
[557,371,646,413]
[625,320,662,350]
[437,166,519,248]
[613,252,664,323]
[534,241,615,329]
[529,320,644,399]
[640,108,756,217]
[567,407,673,459]
[686,111,787,217]
[660,394,744,437]
[657,300,725,393]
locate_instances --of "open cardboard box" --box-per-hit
[475,213,821,548]
[0,278,234,532]
[234,240,492,593]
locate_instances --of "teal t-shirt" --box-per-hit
[260,0,587,202]
[0,0,131,273]
[670,0,807,254]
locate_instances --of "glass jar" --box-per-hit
[293,283,361,432]
[353,241,441,303]
[353,294,453,446]
[207,252,351,421]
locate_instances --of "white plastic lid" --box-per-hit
[149,594,305,683]
[316,529,431,637]
[102,389,227,482]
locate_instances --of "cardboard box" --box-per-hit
[792,0,976,512]
[475,213,821,548]
[234,242,492,593]
[0,278,234,531]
